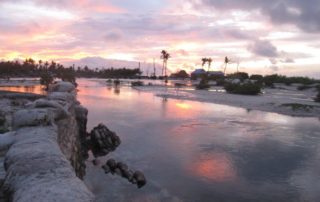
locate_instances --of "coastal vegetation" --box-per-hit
[39,71,54,90]
[131,81,144,87]
[262,74,318,87]
[170,70,189,79]
[224,82,262,95]
[201,57,213,72]
[0,59,142,79]
[196,75,210,90]
[281,103,315,111]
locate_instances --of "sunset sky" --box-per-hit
[1,0,319,77]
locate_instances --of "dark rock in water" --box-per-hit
[101,165,110,174]
[106,159,117,171]
[114,168,122,176]
[133,171,147,188]
[117,162,128,171]
[131,178,137,185]
[122,170,133,180]
[101,158,146,188]
[89,124,121,157]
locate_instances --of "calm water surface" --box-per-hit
[7,79,319,202]
[76,79,320,202]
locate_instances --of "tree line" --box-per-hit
[0,59,142,79]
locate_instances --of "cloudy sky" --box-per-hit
[0,0,319,77]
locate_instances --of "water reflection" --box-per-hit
[0,85,45,95]
[189,152,236,182]
[76,79,320,202]
[114,86,120,95]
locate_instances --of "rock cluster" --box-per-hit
[88,124,121,158]
[86,124,146,189]
[102,159,147,188]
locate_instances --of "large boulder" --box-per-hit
[89,124,121,158]
[12,109,54,129]
[48,92,75,103]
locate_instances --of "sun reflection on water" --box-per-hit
[189,153,236,182]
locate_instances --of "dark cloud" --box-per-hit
[248,40,279,57]
[104,30,123,41]
[194,0,320,32]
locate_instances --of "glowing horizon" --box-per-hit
[1,0,319,77]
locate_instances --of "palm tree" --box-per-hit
[224,56,230,75]
[161,50,167,77]
[207,58,212,72]
[160,50,170,83]
[201,58,207,68]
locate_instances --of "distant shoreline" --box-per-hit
[135,84,320,118]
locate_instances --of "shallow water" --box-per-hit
[4,78,319,202]
[0,85,45,95]
[76,79,320,202]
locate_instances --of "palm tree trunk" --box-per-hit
[162,60,165,76]
[224,63,227,75]
[165,60,168,83]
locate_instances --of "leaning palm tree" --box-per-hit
[224,56,231,75]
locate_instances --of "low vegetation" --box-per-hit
[196,77,210,90]
[281,103,315,111]
[297,85,313,91]
[170,70,189,79]
[40,71,54,90]
[131,81,144,87]
[263,74,319,87]
[226,72,249,81]
[224,82,262,95]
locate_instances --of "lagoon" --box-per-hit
[78,79,320,202]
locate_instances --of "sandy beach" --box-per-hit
[134,83,320,117]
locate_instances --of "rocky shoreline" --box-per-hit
[0,81,147,201]
[0,82,94,202]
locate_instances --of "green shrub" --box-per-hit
[131,81,144,86]
[227,72,249,81]
[224,82,261,95]
[216,78,225,86]
[60,69,76,85]
[297,85,312,91]
[196,78,210,90]
[40,71,54,90]
[281,103,314,111]
[250,74,263,81]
